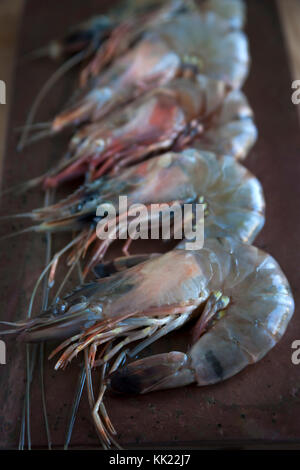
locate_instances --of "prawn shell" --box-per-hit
[195,89,257,160]
[190,238,295,385]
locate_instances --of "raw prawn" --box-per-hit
[45,82,257,188]
[44,76,228,187]
[17,0,196,150]
[80,0,246,86]
[14,83,256,192]
[2,237,294,447]
[51,8,249,132]
[107,237,294,396]
[18,0,247,150]
[7,148,265,276]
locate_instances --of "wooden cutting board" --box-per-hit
[0,0,299,449]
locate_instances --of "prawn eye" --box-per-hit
[70,203,85,214]
[51,307,59,316]
[52,301,68,316]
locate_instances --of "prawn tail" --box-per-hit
[108,352,195,394]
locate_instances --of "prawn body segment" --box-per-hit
[194,89,257,160]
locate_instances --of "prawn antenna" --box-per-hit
[0,226,40,243]
[0,174,46,197]
[63,259,85,449]
[0,213,35,221]
[20,129,55,148]
[39,189,53,450]
[18,189,54,449]
[19,46,53,64]
[17,47,92,151]
[64,367,86,450]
